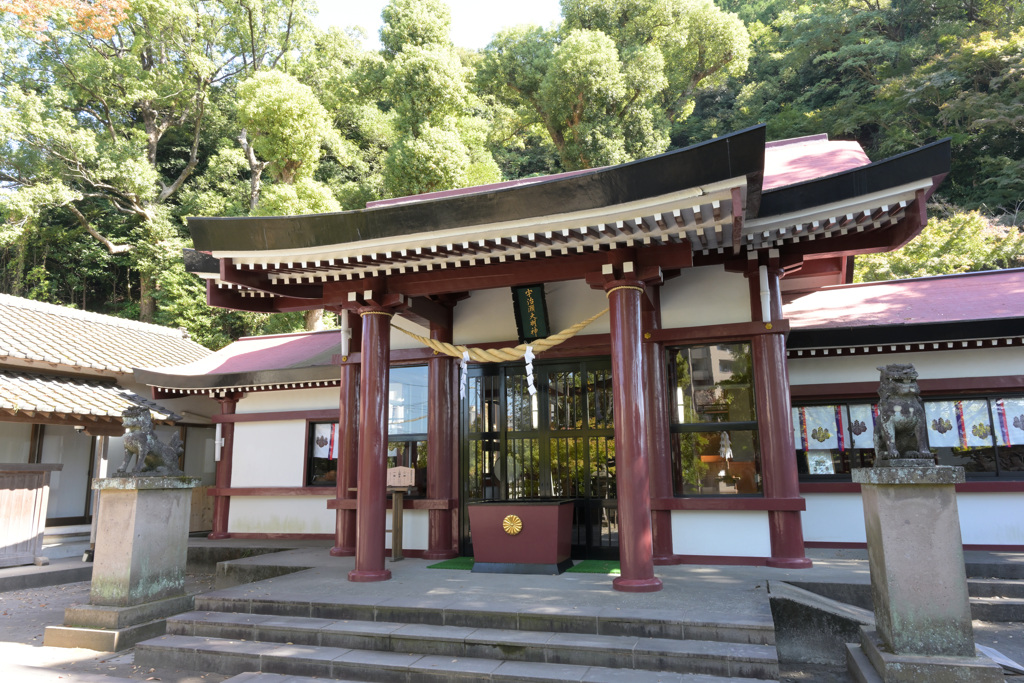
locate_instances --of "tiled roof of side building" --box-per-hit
[0,294,212,375]
[0,369,179,421]
[784,269,1024,329]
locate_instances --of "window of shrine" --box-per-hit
[793,396,1024,478]
[668,342,762,496]
[306,365,429,494]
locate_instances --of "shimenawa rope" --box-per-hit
[392,307,609,362]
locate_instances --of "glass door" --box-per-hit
[461,358,618,559]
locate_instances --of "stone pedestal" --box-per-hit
[847,465,1002,682]
[45,476,199,651]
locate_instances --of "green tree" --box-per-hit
[478,0,750,170]
[378,0,500,197]
[236,69,341,212]
[855,207,1024,282]
[0,0,316,323]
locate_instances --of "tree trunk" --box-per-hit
[305,308,325,331]
[139,274,156,323]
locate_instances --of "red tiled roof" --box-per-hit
[0,294,212,376]
[763,135,871,191]
[0,369,177,421]
[784,269,1024,329]
[145,329,339,376]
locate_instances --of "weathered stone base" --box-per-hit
[847,628,1002,683]
[44,594,193,652]
[90,477,198,607]
[852,466,975,656]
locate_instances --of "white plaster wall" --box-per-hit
[0,421,31,462]
[789,347,1024,387]
[957,492,1024,546]
[391,318,430,350]
[238,387,339,413]
[802,491,1024,547]
[544,280,611,335]
[103,436,126,476]
[39,425,93,518]
[660,265,752,329]
[228,495,335,534]
[184,425,217,485]
[453,288,519,345]
[671,510,772,557]
[801,493,866,544]
[386,509,429,551]
[231,420,306,487]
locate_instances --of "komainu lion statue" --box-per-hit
[118,406,184,477]
[873,364,933,465]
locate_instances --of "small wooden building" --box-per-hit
[139,125,967,590]
[0,295,215,530]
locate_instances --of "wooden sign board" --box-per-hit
[511,284,551,343]
[387,466,415,488]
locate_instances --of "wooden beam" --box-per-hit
[402,296,453,331]
[731,187,744,255]
[207,285,286,313]
[322,243,691,299]
[219,257,324,299]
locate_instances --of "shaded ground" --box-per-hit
[0,571,228,683]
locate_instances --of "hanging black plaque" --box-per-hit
[511,285,551,343]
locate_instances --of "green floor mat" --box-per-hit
[426,556,475,570]
[565,560,621,575]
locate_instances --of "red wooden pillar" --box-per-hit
[423,322,457,560]
[606,279,662,592]
[644,288,681,565]
[331,363,358,556]
[348,308,393,582]
[208,395,237,540]
[752,264,811,569]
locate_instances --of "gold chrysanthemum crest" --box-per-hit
[502,514,523,536]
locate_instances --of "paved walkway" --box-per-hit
[0,543,1021,682]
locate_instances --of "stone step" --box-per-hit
[221,672,762,683]
[970,596,1024,623]
[137,634,775,682]
[968,578,1024,599]
[191,595,775,646]
[966,560,1024,581]
[163,610,778,679]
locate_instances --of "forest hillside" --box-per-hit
[1,0,1021,348]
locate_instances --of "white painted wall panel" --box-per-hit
[660,265,752,330]
[801,491,1024,547]
[789,347,1024,387]
[453,288,519,345]
[391,318,430,351]
[228,495,334,534]
[0,422,31,463]
[671,510,772,557]
[39,425,93,519]
[386,509,429,551]
[238,387,339,413]
[105,436,126,476]
[801,493,866,543]
[544,280,611,335]
[957,492,1024,546]
[231,420,306,487]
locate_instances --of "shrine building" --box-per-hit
[131,124,1024,592]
